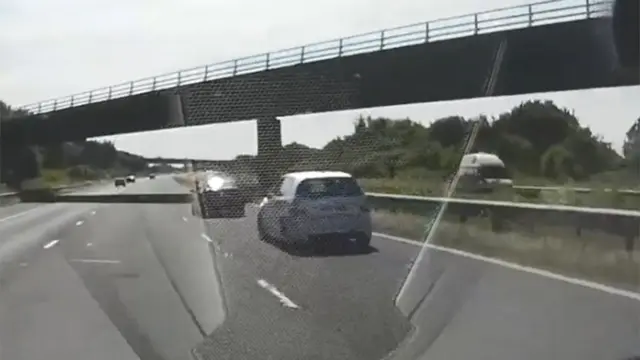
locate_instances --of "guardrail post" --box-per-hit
[233,60,238,76]
[300,46,305,63]
[129,82,134,96]
[203,66,209,81]
[474,14,479,34]
[152,77,157,91]
[177,71,182,87]
[53,100,57,111]
[265,53,270,69]
[88,91,93,103]
[37,103,42,113]
[425,22,430,42]
[380,31,385,50]
[108,87,112,100]
[489,208,506,232]
[339,39,343,56]
[528,5,533,26]
[70,95,74,107]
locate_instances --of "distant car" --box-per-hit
[257,171,371,249]
[149,173,156,179]
[126,175,136,183]
[191,172,246,218]
[114,178,126,187]
[456,152,513,193]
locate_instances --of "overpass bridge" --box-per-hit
[4,0,619,143]
[2,0,635,188]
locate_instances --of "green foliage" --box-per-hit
[67,165,100,180]
[1,99,148,186]
[2,97,637,190]
[237,100,625,183]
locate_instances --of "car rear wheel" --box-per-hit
[355,233,371,249]
[257,215,272,242]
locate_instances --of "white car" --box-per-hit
[257,171,372,249]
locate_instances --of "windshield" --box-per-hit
[1,1,639,360]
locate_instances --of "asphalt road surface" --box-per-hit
[0,175,638,360]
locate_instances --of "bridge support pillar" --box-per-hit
[256,117,282,191]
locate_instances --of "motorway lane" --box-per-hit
[193,206,416,360]
[0,176,224,360]
[2,175,638,360]
[193,189,640,359]
[0,181,122,271]
[392,244,640,360]
[0,175,418,360]
[53,176,224,360]
[0,180,141,360]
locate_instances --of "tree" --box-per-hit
[0,99,151,189]
[218,99,622,183]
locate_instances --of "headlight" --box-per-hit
[258,197,268,208]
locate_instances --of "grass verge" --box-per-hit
[372,209,640,291]
[360,178,640,210]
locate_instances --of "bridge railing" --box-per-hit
[18,0,612,115]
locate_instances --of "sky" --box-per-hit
[2,0,638,159]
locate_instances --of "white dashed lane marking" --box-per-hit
[257,279,300,309]
[43,240,59,249]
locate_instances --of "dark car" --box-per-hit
[149,173,156,179]
[114,178,126,187]
[126,175,136,183]
[191,173,247,218]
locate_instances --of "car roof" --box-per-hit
[284,171,353,181]
[460,152,505,167]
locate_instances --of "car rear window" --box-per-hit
[295,177,364,198]
[478,165,511,179]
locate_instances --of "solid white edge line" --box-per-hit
[43,240,59,249]
[257,279,300,309]
[373,232,640,302]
